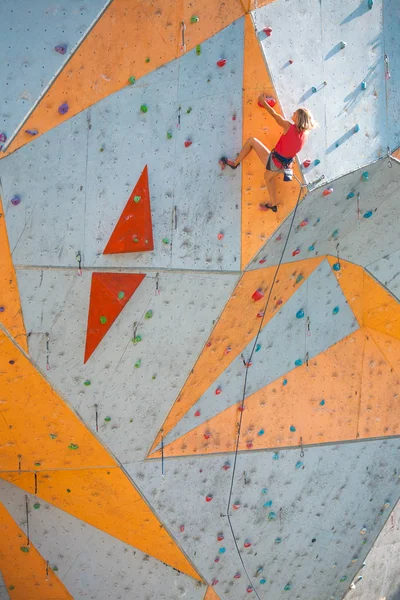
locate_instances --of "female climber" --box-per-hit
[220,96,318,212]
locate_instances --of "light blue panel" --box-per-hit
[383,0,400,152]
[161,260,358,448]
[248,159,400,270]
[253,0,388,183]
[0,113,88,267]
[367,250,400,301]
[0,573,9,600]
[126,439,400,600]
[0,480,206,600]
[17,269,238,464]
[0,0,108,141]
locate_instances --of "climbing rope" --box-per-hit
[225,181,307,598]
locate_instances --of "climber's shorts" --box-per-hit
[266,153,281,172]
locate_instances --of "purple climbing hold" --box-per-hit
[25,129,38,136]
[0,307,4,313]
[0,133,7,143]
[58,102,69,115]
[55,44,67,55]
[11,195,21,206]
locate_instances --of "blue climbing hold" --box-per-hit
[314,159,321,166]
[219,547,226,554]
[290,425,296,432]
[347,192,355,199]
[255,343,261,352]
[311,86,317,93]
[295,461,303,469]
[320,399,325,406]
[368,0,373,8]
[362,171,369,181]
[363,210,373,218]
[283,379,288,386]
[258,429,265,436]
[284,583,292,591]
[275,537,282,544]
[296,309,304,319]
[308,245,315,252]
[263,500,273,508]
[260,578,267,584]
[332,306,340,315]
[295,359,303,367]
[262,488,268,494]
[361,81,367,90]
[333,262,341,271]
[268,512,277,520]
[354,124,360,133]
[272,452,279,460]
[332,229,339,239]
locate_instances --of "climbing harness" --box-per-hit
[267,149,294,182]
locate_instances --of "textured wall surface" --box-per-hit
[0,1,399,599]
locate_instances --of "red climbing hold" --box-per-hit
[244,541,252,548]
[246,442,253,449]
[204,432,211,440]
[289,59,294,64]
[84,273,145,363]
[263,26,272,36]
[224,346,232,355]
[217,533,224,541]
[195,410,201,417]
[247,586,254,593]
[258,97,276,108]
[217,232,224,240]
[234,573,241,579]
[292,248,301,256]
[206,341,212,347]
[233,502,241,510]
[259,258,267,264]
[323,187,334,196]
[184,139,193,148]
[206,495,213,502]
[212,579,219,586]
[238,405,245,412]
[222,462,231,470]
[215,387,222,395]
[179,525,185,532]
[103,166,154,254]
[303,159,311,168]
[252,290,264,301]
[214,557,220,563]
[257,311,264,318]
[217,59,227,67]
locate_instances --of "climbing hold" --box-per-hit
[162,237,170,245]
[238,405,245,411]
[232,113,237,121]
[247,586,253,593]
[58,102,69,115]
[145,310,153,319]
[186,107,192,114]
[83,380,91,386]
[295,273,304,284]
[347,192,355,199]
[140,104,148,113]
[246,441,253,449]
[0,133,7,143]
[290,425,296,432]
[340,41,347,49]
[234,572,241,579]
[362,171,369,181]
[128,76,136,85]
[224,346,232,355]
[292,247,301,257]
[55,44,67,54]
[222,462,231,470]
[312,86,317,93]
[184,139,192,148]
[314,159,321,168]
[363,210,373,218]
[196,44,201,55]
[100,316,107,324]
[205,495,213,502]
[217,533,224,541]
[0,307,4,312]
[257,311,264,318]
[295,461,303,469]
[34,462,41,467]
[218,546,226,554]
[300,218,309,227]
[323,187,333,196]
[368,0,373,8]
[215,387,222,395]
[320,399,325,406]
[190,15,199,23]
[361,81,367,90]
[68,443,79,450]
[263,26,273,36]
[333,262,341,271]
[263,500,272,508]
[268,512,277,520]
[296,309,305,319]
[258,429,265,436]
[255,344,261,352]
[359,527,367,535]
[33,503,40,509]
[133,195,141,203]
[117,291,125,301]
[167,131,173,139]
[11,195,21,206]
[262,488,268,494]
[252,289,264,301]
[214,557,220,563]
[289,59,294,64]
[332,229,339,239]
[294,359,303,367]
[104,416,111,422]
[354,124,360,133]
[211,579,218,586]
[25,129,38,136]
[134,359,141,368]
[260,578,267,584]
[303,159,311,168]
[194,410,201,417]
[179,524,185,532]
[244,541,252,548]
[273,452,279,460]
[20,547,30,553]
[275,537,282,544]
[284,583,292,591]
[340,576,347,582]
[332,306,340,315]
[204,432,211,440]
[233,502,241,510]
[216,58,227,67]
[9,586,15,590]
[384,500,391,508]
[66,489,71,493]
[132,335,142,344]
[49,433,57,439]
[217,232,224,240]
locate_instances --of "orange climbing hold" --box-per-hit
[103,166,153,254]
[84,273,145,363]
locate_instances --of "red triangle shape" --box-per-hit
[103,165,154,254]
[84,273,145,363]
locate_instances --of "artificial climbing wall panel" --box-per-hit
[0,0,108,143]
[0,573,8,600]
[0,21,244,272]
[253,0,399,184]
[17,269,237,463]
[0,479,206,600]
[128,439,400,600]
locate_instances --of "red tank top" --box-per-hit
[273,124,307,168]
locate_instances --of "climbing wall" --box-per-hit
[1,0,400,599]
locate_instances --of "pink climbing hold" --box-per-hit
[263,26,273,36]
[222,462,231,471]
[292,247,301,256]
[217,232,224,240]
[205,495,213,502]
[55,44,67,55]
[323,187,334,196]
[194,410,201,417]
[58,102,69,115]
[257,311,264,318]
[275,234,282,241]
[232,113,237,121]
[252,289,264,301]
[184,139,192,148]
[246,441,253,449]
[10,195,21,206]
[215,387,222,395]
[214,557,220,563]
[179,524,185,532]
[212,579,219,586]
[224,346,232,355]
[217,58,227,67]
[25,129,38,136]
[0,133,7,143]
[303,159,311,168]
[206,341,212,347]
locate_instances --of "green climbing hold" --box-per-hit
[133,196,141,203]
[52,565,59,572]
[186,107,192,114]
[99,147,104,152]
[196,44,201,55]
[340,576,347,582]
[167,131,173,139]
[295,273,304,284]
[68,443,79,450]
[152,374,157,380]
[134,359,141,368]
[9,586,15,590]
[33,503,40,509]
[140,104,148,113]
[20,546,29,553]
[84,380,91,387]
[118,291,125,300]
[190,15,199,23]
[145,310,153,319]
[100,316,107,324]
[145,57,150,63]
[34,462,41,466]
[132,235,139,243]
[104,416,111,422]
[162,237,170,244]
[128,76,136,85]
[66,489,71,493]
[49,433,57,439]
[133,335,142,343]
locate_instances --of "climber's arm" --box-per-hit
[258,95,292,133]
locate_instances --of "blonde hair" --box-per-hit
[295,108,318,132]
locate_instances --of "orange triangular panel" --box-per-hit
[103,166,153,254]
[84,273,145,363]
[204,587,221,600]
